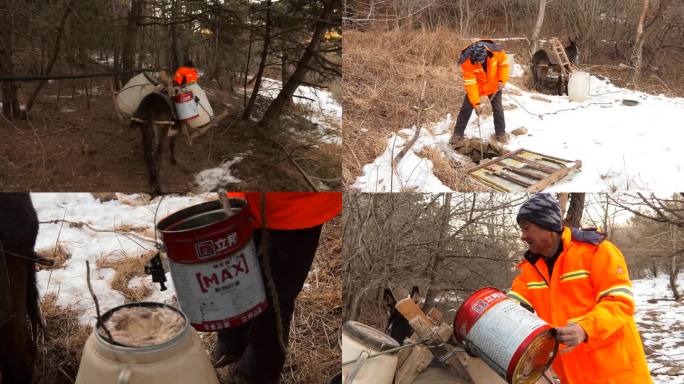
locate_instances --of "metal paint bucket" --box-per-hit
[75,302,219,384]
[157,199,267,331]
[173,87,199,121]
[453,287,557,384]
[341,321,399,384]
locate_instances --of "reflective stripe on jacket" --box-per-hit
[227,192,342,230]
[459,40,510,107]
[508,227,652,384]
[174,66,198,85]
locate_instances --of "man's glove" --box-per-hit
[498,82,504,91]
[555,322,587,353]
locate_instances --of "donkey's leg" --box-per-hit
[169,123,179,166]
[137,122,158,193]
[152,124,169,195]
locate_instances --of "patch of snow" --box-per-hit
[258,78,341,145]
[353,57,684,192]
[61,108,76,113]
[193,157,243,192]
[33,193,214,327]
[633,274,684,382]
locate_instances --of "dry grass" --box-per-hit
[96,250,156,302]
[34,294,92,384]
[343,27,468,187]
[35,242,71,270]
[279,218,342,384]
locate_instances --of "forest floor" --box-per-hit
[0,68,341,193]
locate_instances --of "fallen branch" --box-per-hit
[85,260,113,343]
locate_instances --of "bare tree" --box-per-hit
[530,0,546,53]
[629,0,649,85]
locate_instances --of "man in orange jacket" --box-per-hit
[212,192,342,384]
[450,39,510,145]
[507,194,652,384]
[173,58,198,86]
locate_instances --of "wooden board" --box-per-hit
[467,148,581,192]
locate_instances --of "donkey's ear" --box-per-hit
[383,288,396,308]
[410,286,420,300]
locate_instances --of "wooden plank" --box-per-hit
[466,148,524,173]
[511,155,558,174]
[527,160,582,191]
[395,344,434,384]
[501,165,545,180]
[484,167,533,187]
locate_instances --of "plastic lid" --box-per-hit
[342,321,399,352]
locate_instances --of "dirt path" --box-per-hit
[0,80,341,192]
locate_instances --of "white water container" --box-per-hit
[116,72,162,117]
[413,367,467,383]
[75,302,219,384]
[341,321,399,384]
[183,83,214,130]
[568,71,590,102]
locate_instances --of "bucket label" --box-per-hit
[195,231,238,259]
[466,298,548,379]
[168,241,266,330]
[175,91,199,120]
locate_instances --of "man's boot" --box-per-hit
[449,132,464,145]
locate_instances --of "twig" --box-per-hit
[58,365,75,384]
[85,260,113,343]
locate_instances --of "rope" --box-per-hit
[341,339,427,366]
[505,93,613,119]
[257,193,288,355]
[0,68,163,82]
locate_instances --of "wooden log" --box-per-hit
[395,344,434,384]
[484,166,533,187]
[510,155,558,174]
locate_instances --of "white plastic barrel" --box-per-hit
[183,83,214,130]
[75,302,219,384]
[412,367,467,384]
[341,321,399,384]
[115,73,162,117]
[568,71,590,102]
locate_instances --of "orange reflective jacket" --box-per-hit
[508,227,651,384]
[459,40,510,107]
[227,192,342,230]
[174,66,198,85]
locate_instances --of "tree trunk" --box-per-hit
[424,193,451,306]
[242,0,272,120]
[530,0,546,54]
[0,0,21,119]
[25,0,75,112]
[564,193,585,228]
[259,0,336,127]
[121,0,143,84]
[629,0,649,85]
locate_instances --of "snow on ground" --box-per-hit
[633,274,684,383]
[353,62,684,192]
[33,193,214,326]
[193,156,244,192]
[259,77,342,145]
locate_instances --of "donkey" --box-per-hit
[530,38,579,95]
[383,286,422,344]
[131,93,180,195]
[0,193,43,384]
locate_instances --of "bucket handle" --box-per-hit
[118,367,132,384]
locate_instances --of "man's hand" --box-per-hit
[474,105,483,116]
[555,323,587,353]
[498,82,504,91]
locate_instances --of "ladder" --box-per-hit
[549,37,574,76]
